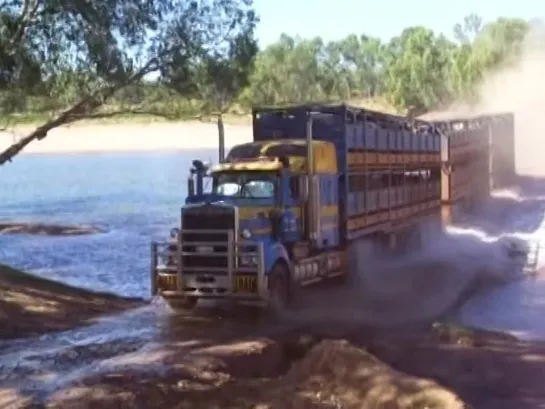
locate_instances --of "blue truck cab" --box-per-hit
[151,102,443,310]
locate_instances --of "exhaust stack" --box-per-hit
[306,114,321,246]
[218,114,225,163]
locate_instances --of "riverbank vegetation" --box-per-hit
[0,0,543,163]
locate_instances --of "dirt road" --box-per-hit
[3,264,545,409]
[5,310,545,409]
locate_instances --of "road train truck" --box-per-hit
[429,112,515,223]
[150,102,452,310]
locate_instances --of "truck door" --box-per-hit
[280,174,304,242]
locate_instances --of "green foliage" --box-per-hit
[0,10,539,125]
[0,0,258,112]
[239,15,534,116]
[0,0,259,163]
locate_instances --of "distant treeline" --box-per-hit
[1,4,542,122]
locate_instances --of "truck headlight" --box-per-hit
[170,228,180,238]
[240,255,258,266]
[241,228,252,239]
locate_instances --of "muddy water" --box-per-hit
[0,304,165,400]
[0,298,287,404]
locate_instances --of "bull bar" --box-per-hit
[151,229,268,304]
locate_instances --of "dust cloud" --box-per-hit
[478,24,545,176]
[284,219,530,328]
[307,24,545,328]
[448,22,545,176]
[284,24,545,328]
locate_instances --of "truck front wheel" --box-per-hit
[267,262,290,313]
[165,296,198,311]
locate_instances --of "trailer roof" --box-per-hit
[419,110,513,123]
[252,101,432,127]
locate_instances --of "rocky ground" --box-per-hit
[0,222,105,236]
[2,265,545,409]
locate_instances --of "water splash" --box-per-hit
[456,187,545,339]
[0,302,171,399]
[284,188,542,329]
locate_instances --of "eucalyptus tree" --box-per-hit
[238,15,538,115]
[241,34,331,106]
[1,8,541,156]
[0,0,258,164]
[383,26,456,115]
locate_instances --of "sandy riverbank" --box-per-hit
[0,264,144,340]
[0,222,105,236]
[0,122,254,154]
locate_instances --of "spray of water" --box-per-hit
[443,21,545,177]
[283,184,542,328]
[323,21,545,327]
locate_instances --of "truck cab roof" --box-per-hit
[211,139,338,174]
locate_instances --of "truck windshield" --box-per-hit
[214,172,276,199]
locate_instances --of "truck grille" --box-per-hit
[181,205,235,270]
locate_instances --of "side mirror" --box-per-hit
[187,173,195,196]
[170,227,180,239]
[192,160,209,173]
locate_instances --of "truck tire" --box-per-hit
[268,262,290,313]
[330,270,350,286]
[166,296,198,311]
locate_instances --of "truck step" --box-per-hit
[520,239,542,277]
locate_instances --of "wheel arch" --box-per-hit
[266,243,293,275]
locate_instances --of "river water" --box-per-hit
[0,150,218,297]
[1,152,545,320]
[2,152,545,402]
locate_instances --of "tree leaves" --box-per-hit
[246,17,535,113]
[0,0,259,164]
[0,10,539,164]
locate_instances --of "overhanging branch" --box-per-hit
[5,0,42,56]
[0,52,168,165]
[72,108,178,121]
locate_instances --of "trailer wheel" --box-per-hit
[268,262,290,313]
